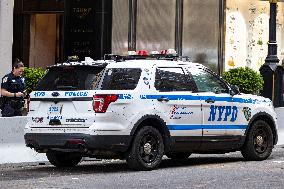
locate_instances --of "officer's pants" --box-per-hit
[1,102,22,117]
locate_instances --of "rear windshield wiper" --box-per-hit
[56,86,78,90]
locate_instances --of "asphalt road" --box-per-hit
[1,146,284,189]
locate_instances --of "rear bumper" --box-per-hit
[24,133,131,153]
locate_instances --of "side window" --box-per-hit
[97,68,142,90]
[190,68,229,93]
[155,67,196,92]
[88,70,103,90]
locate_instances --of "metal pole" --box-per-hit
[218,0,225,75]
[128,0,137,51]
[260,0,284,107]
[175,0,183,56]
[265,0,279,64]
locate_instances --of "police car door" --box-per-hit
[189,67,242,150]
[154,66,202,150]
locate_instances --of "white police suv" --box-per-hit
[25,54,278,171]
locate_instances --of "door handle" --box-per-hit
[157,97,169,102]
[205,98,215,103]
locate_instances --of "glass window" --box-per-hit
[98,68,142,90]
[112,0,129,54]
[183,0,220,72]
[136,0,175,51]
[190,68,228,93]
[155,67,196,92]
[35,66,104,91]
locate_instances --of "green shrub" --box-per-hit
[23,67,46,94]
[222,67,264,95]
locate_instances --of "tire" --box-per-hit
[46,151,82,167]
[241,120,273,161]
[166,152,192,159]
[126,126,164,171]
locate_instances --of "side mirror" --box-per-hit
[229,85,240,96]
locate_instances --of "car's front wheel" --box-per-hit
[126,126,164,171]
[241,120,273,161]
[46,151,82,167]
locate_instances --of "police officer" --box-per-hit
[1,59,26,117]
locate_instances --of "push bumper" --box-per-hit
[24,133,132,153]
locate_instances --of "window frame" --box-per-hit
[96,67,142,90]
[186,67,230,94]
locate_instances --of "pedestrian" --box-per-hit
[1,59,26,117]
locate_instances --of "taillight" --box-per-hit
[93,94,118,113]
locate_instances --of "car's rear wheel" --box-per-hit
[166,152,192,159]
[46,151,82,167]
[126,126,164,171]
[241,120,273,161]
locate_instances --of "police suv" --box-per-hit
[24,53,278,171]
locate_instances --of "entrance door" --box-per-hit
[29,14,63,68]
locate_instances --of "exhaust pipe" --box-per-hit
[67,139,88,152]
[78,144,88,153]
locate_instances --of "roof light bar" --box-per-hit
[104,49,190,62]
[137,50,149,56]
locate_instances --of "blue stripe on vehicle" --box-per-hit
[118,94,133,99]
[168,125,247,130]
[139,95,269,104]
[116,94,270,105]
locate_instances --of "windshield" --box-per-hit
[97,68,142,90]
[35,66,104,91]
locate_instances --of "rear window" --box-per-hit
[97,68,142,90]
[35,66,104,91]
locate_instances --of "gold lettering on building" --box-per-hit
[72,8,92,19]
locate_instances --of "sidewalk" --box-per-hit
[0,116,47,164]
[278,132,284,145]
[0,144,46,163]
[275,108,284,145]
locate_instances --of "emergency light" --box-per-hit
[127,49,177,57]
[105,49,186,62]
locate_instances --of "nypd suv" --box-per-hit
[24,56,278,170]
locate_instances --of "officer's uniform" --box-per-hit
[1,72,25,117]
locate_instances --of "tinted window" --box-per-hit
[98,68,142,90]
[155,67,196,92]
[190,68,228,93]
[35,66,104,91]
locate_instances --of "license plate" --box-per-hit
[48,104,63,114]
[48,115,63,120]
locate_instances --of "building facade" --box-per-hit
[0,0,14,80]
[225,0,284,72]
[1,0,284,78]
